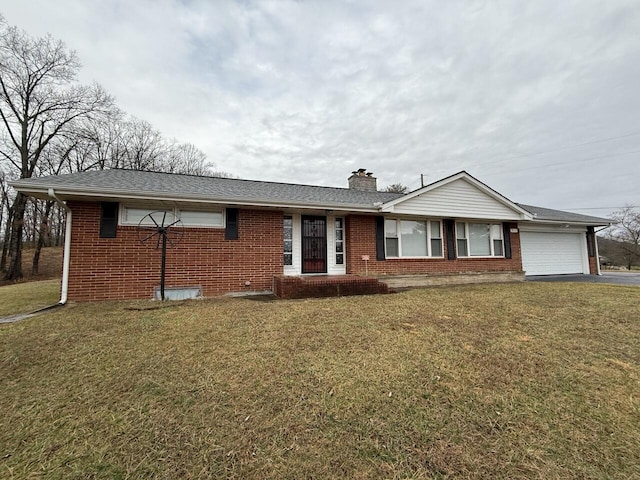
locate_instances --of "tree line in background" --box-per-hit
[599,205,640,270]
[1,16,637,283]
[0,16,229,280]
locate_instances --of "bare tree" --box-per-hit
[607,205,640,270]
[118,118,168,171]
[0,167,12,270]
[30,140,75,274]
[55,109,124,173]
[165,141,209,175]
[0,17,114,280]
[383,183,408,194]
[0,168,7,235]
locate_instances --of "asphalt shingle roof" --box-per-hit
[11,169,404,209]
[11,169,611,225]
[517,203,611,225]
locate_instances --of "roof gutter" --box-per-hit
[47,188,71,305]
[11,184,383,213]
[525,218,612,227]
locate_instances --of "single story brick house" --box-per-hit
[11,168,610,302]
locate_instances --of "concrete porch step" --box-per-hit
[379,271,525,289]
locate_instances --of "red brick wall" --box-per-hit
[588,232,599,274]
[67,201,283,301]
[588,256,598,274]
[67,204,529,301]
[273,275,388,299]
[345,215,523,276]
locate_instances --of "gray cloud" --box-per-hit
[1,0,638,213]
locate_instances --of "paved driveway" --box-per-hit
[526,271,640,286]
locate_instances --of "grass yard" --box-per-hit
[0,247,63,288]
[0,283,639,479]
[0,279,60,317]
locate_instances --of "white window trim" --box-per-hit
[120,205,225,228]
[334,216,346,266]
[176,208,225,228]
[384,218,444,259]
[456,221,504,258]
[283,215,294,267]
[283,214,302,275]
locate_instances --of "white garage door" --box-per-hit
[520,231,588,276]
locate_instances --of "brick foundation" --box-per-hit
[67,202,284,301]
[274,275,388,299]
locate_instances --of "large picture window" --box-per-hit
[385,219,443,258]
[456,222,503,257]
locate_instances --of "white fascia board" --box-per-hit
[379,171,533,220]
[10,185,380,214]
[519,223,588,233]
[523,218,612,227]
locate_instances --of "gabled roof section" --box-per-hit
[10,169,403,211]
[380,171,533,221]
[518,203,611,226]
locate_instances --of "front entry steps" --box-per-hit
[273,275,389,299]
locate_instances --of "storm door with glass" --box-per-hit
[301,216,327,273]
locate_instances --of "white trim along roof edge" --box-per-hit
[379,170,534,220]
[9,184,383,213]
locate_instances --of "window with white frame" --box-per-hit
[178,209,223,227]
[385,219,443,258]
[430,220,443,257]
[122,206,223,227]
[123,207,175,226]
[456,222,503,257]
[283,216,293,266]
[335,217,345,265]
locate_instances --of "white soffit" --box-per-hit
[382,176,527,220]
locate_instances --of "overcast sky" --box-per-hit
[1,0,639,213]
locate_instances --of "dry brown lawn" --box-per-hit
[0,246,63,287]
[0,279,60,317]
[0,282,638,479]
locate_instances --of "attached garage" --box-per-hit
[520,229,589,276]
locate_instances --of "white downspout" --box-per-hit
[47,188,71,304]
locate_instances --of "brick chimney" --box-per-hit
[348,168,377,192]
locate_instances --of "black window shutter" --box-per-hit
[502,223,512,259]
[225,208,239,240]
[586,226,595,257]
[444,219,456,260]
[375,216,385,261]
[100,202,118,238]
